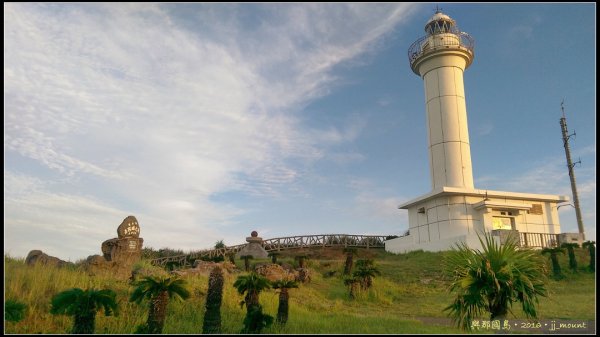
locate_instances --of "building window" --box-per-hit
[492,217,514,230]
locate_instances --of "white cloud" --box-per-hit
[4,3,420,259]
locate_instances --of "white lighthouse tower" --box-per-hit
[386,11,572,253]
[411,11,475,190]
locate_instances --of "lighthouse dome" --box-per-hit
[424,11,457,35]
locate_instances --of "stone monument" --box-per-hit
[85,215,144,278]
[101,215,144,263]
[235,231,269,259]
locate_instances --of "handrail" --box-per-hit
[150,234,389,267]
[408,31,475,66]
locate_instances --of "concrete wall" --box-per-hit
[385,232,486,254]
[386,194,561,253]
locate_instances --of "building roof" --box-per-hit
[398,186,569,209]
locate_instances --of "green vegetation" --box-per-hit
[233,272,273,333]
[542,247,565,279]
[271,279,299,324]
[583,241,595,272]
[444,233,548,330]
[4,246,596,334]
[50,288,117,334]
[203,266,224,334]
[129,276,190,334]
[561,243,579,272]
[5,299,27,323]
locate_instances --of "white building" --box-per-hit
[385,11,574,253]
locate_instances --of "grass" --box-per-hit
[4,246,596,334]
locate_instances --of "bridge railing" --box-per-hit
[150,234,389,267]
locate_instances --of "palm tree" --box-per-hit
[343,276,360,300]
[343,248,357,275]
[353,259,381,290]
[561,242,579,272]
[233,272,273,333]
[444,232,548,330]
[5,299,27,323]
[214,240,225,249]
[268,252,280,264]
[50,288,118,334]
[295,255,308,269]
[582,241,595,272]
[241,255,253,272]
[130,276,190,334]
[271,279,299,324]
[203,266,224,334]
[542,247,565,279]
[227,252,236,265]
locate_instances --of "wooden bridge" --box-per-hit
[150,234,390,268]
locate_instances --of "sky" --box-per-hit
[4,3,596,261]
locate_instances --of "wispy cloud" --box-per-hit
[4,3,420,259]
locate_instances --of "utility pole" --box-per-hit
[559,101,585,240]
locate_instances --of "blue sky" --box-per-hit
[4,3,596,261]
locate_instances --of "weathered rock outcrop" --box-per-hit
[254,263,297,282]
[25,250,73,268]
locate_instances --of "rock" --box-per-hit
[25,250,73,268]
[117,215,141,239]
[255,263,297,282]
[84,215,145,279]
[171,261,237,277]
[296,268,311,283]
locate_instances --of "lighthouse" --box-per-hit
[410,10,474,190]
[385,11,573,253]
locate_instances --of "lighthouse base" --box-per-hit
[385,187,568,253]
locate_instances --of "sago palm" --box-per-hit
[233,272,273,333]
[203,266,224,334]
[271,279,299,324]
[353,259,381,290]
[561,242,579,272]
[130,276,190,334]
[444,232,548,331]
[542,246,565,279]
[582,241,595,272]
[5,299,27,323]
[343,276,360,300]
[343,248,357,275]
[241,255,253,272]
[50,288,118,334]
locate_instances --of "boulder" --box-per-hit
[255,263,297,282]
[25,250,73,268]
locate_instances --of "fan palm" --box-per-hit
[5,299,27,323]
[130,276,190,334]
[50,288,118,334]
[582,241,595,272]
[444,232,548,331]
[542,247,565,279]
[233,272,273,333]
[271,279,299,324]
[561,243,579,272]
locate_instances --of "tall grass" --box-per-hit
[4,246,595,334]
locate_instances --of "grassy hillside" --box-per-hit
[4,247,596,334]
